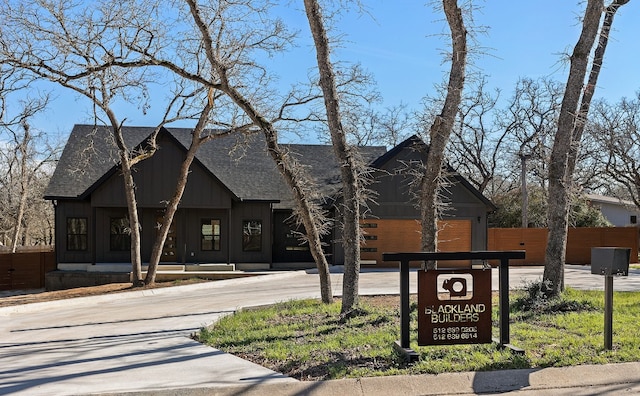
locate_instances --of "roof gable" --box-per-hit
[370,134,426,169]
[46,126,493,211]
[168,129,291,201]
[45,125,386,205]
[45,124,154,199]
[370,134,495,210]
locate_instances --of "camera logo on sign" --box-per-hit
[438,274,473,300]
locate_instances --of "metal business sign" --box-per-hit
[418,268,492,345]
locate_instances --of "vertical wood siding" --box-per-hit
[361,219,472,267]
[0,251,56,290]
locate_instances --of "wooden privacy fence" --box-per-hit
[0,250,56,291]
[488,227,639,265]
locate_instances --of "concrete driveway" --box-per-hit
[1,265,639,395]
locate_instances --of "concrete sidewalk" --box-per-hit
[1,266,639,395]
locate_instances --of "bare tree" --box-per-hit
[0,73,60,250]
[1,0,337,296]
[589,96,640,209]
[497,78,564,193]
[129,0,336,301]
[544,0,628,297]
[420,0,468,269]
[342,104,412,148]
[446,75,509,196]
[1,117,59,252]
[0,0,186,285]
[303,0,374,312]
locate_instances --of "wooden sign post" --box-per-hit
[382,251,526,362]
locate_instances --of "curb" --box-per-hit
[92,361,640,396]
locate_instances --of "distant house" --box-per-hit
[44,125,494,273]
[586,194,640,227]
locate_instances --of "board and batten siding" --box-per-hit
[229,202,273,263]
[91,134,233,209]
[55,200,93,264]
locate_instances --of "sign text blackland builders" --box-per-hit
[418,269,492,345]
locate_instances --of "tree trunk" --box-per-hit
[262,128,334,304]
[184,0,333,303]
[567,0,629,176]
[106,111,144,287]
[10,124,31,253]
[420,0,467,269]
[10,165,27,253]
[10,194,26,253]
[215,73,334,305]
[543,0,604,297]
[144,143,200,285]
[303,0,361,313]
[219,75,334,306]
[143,107,213,285]
[119,151,144,287]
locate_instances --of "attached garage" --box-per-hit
[346,135,495,268]
[360,219,473,267]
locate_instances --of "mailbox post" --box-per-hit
[590,247,631,350]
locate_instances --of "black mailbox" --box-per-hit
[591,247,631,276]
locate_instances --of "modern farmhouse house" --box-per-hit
[45,125,494,274]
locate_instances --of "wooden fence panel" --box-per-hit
[488,228,547,265]
[0,251,56,291]
[489,227,639,265]
[566,228,604,264]
[0,257,11,290]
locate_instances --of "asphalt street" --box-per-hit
[1,265,639,395]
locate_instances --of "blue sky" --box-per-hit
[326,1,640,113]
[28,1,640,143]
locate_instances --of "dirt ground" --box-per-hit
[0,279,210,308]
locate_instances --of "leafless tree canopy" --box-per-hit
[588,95,640,208]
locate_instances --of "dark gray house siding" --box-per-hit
[228,202,273,263]
[373,135,492,249]
[46,125,494,270]
[332,135,495,265]
[90,133,234,209]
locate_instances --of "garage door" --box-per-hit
[360,219,472,267]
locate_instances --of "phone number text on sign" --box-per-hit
[432,326,479,341]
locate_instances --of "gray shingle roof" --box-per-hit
[45,124,387,207]
[44,124,152,199]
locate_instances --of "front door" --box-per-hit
[157,216,177,262]
[272,211,314,262]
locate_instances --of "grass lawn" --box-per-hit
[196,287,640,381]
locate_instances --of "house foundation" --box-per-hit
[44,262,275,291]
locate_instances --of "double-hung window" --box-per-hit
[67,217,88,251]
